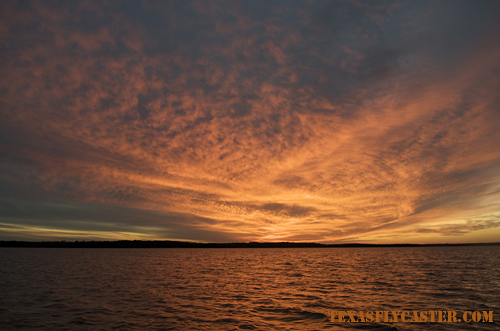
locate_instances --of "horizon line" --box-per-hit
[1,240,500,248]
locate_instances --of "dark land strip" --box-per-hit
[1,241,499,248]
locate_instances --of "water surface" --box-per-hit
[1,246,499,330]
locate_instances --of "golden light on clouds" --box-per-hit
[1,0,500,243]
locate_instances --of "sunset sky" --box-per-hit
[1,0,500,244]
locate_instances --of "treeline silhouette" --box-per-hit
[1,240,499,248]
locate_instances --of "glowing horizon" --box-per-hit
[1,1,500,243]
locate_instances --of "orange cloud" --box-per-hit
[1,1,500,243]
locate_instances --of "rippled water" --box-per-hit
[0,246,499,330]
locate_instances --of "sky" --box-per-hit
[1,0,500,244]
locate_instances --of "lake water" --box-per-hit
[0,246,499,330]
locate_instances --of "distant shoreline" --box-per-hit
[1,240,499,248]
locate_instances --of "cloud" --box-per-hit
[0,197,253,242]
[415,220,500,236]
[1,0,500,243]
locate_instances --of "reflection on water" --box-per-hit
[0,247,499,330]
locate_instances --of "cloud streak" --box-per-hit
[1,0,500,243]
